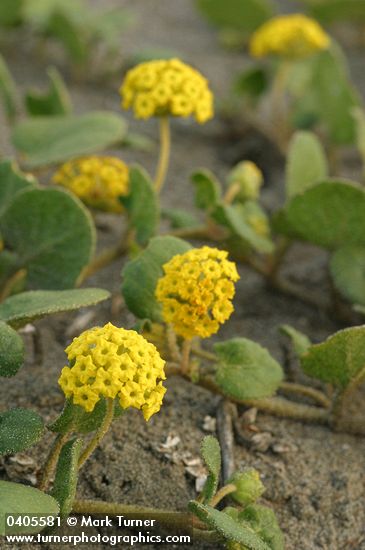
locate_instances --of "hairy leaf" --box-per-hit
[122,166,159,246]
[279,324,311,357]
[200,436,221,502]
[51,438,83,518]
[277,180,365,249]
[189,502,270,550]
[25,67,72,116]
[286,131,328,199]
[0,481,59,535]
[214,338,283,399]
[12,111,127,167]
[121,236,191,322]
[0,321,24,376]
[0,188,95,289]
[191,169,221,210]
[301,325,365,388]
[0,288,110,329]
[0,408,44,455]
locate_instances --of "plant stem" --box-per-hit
[78,398,115,469]
[77,234,128,285]
[154,116,171,193]
[216,400,236,483]
[191,347,217,362]
[165,364,330,424]
[38,432,70,492]
[0,268,27,302]
[209,484,237,508]
[279,381,331,409]
[223,182,241,204]
[166,324,181,363]
[72,499,211,535]
[180,339,192,375]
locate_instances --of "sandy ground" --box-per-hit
[1,1,365,549]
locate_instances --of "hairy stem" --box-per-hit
[279,381,331,409]
[166,324,181,363]
[72,499,211,535]
[154,116,171,193]
[209,484,237,508]
[0,268,27,302]
[78,399,115,469]
[166,365,330,424]
[180,339,192,376]
[38,432,70,492]
[77,233,128,285]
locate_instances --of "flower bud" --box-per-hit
[226,161,263,201]
[228,468,265,506]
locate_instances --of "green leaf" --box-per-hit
[25,67,72,116]
[301,325,365,388]
[214,338,283,400]
[12,111,127,167]
[0,321,24,376]
[0,159,37,219]
[0,0,23,26]
[200,436,221,502]
[293,45,360,145]
[0,481,59,535]
[239,505,285,550]
[89,7,135,49]
[0,288,110,329]
[0,188,95,290]
[51,438,82,518]
[0,54,18,122]
[121,236,191,322]
[46,10,88,65]
[352,107,365,165]
[191,169,222,210]
[162,208,200,230]
[49,397,124,434]
[309,0,365,23]
[122,132,155,152]
[122,166,159,246]
[234,65,269,101]
[212,203,274,254]
[286,131,328,199]
[330,245,365,305]
[189,502,270,550]
[277,180,365,250]
[0,408,44,455]
[279,324,311,357]
[196,0,274,33]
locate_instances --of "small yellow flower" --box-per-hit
[53,156,129,213]
[155,247,239,340]
[250,14,330,59]
[120,58,214,123]
[58,323,166,420]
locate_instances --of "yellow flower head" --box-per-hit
[227,161,263,201]
[155,247,239,340]
[250,14,330,59]
[120,58,214,123]
[58,323,166,421]
[53,156,129,213]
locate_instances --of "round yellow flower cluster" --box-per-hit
[250,14,330,59]
[58,323,166,421]
[120,58,214,123]
[155,247,239,340]
[53,156,129,213]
